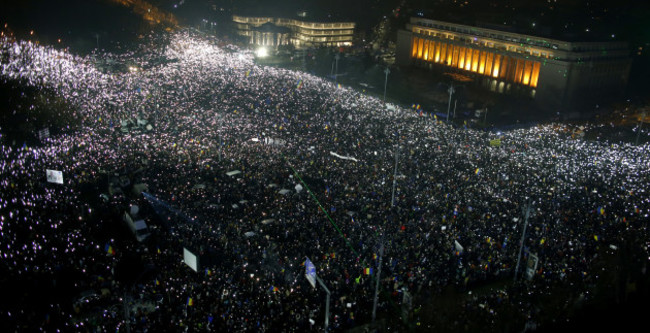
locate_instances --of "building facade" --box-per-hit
[233,15,355,49]
[396,17,632,111]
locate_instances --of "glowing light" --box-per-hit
[492,55,501,78]
[423,40,429,60]
[255,47,268,58]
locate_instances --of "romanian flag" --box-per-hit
[155,279,160,286]
[475,168,480,175]
[105,244,115,256]
[599,207,605,215]
[373,253,378,260]
[331,253,336,259]
[364,268,373,275]
[245,70,251,77]
[337,83,341,89]
[296,79,303,89]
[269,286,279,293]
[187,297,194,306]
[205,268,212,276]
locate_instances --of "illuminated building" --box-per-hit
[233,15,355,49]
[396,17,632,111]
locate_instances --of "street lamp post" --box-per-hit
[334,53,340,83]
[514,202,531,282]
[446,84,455,122]
[372,143,399,324]
[316,276,331,330]
[636,111,646,145]
[383,67,390,106]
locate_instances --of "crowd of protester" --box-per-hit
[1,29,649,332]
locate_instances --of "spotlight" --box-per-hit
[255,47,268,58]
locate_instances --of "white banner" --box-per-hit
[46,169,64,184]
[329,151,359,162]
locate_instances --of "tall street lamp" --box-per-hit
[334,53,341,83]
[446,84,455,122]
[383,67,390,106]
[636,111,646,145]
[372,142,399,324]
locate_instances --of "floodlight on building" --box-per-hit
[256,47,268,58]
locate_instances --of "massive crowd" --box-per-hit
[1,29,649,332]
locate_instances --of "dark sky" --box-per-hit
[1,0,648,56]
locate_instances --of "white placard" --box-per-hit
[183,248,199,272]
[46,169,64,184]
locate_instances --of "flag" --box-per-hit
[475,168,480,175]
[337,83,341,89]
[594,235,599,241]
[187,297,194,306]
[331,252,336,259]
[373,253,377,260]
[205,268,212,276]
[599,207,605,215]
[155,279,160,286]
[364,268,373,275]
[105,244,115,256]
[296,79,303,89]
[269,286,279,293]
[245,70,250,77]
